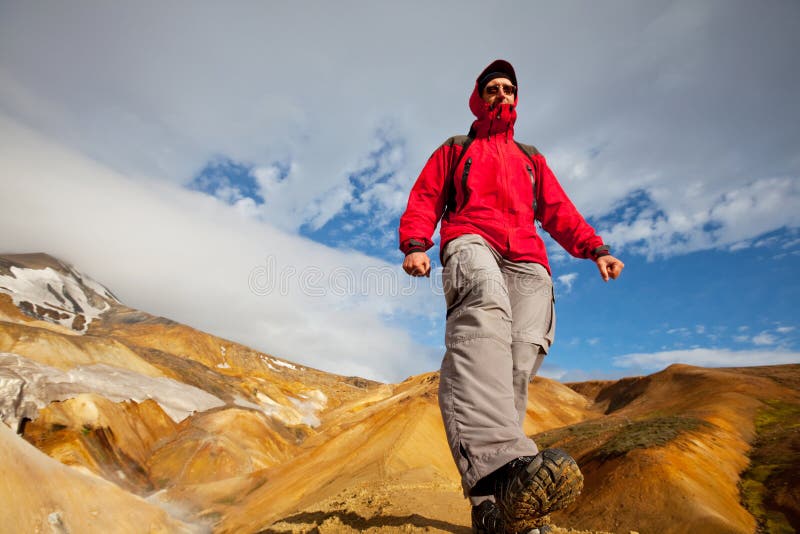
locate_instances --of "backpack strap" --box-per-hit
[443,133,474,215]
[514,141,542,217]
[513,141,540,161]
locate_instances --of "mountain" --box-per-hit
[1,253,797,533]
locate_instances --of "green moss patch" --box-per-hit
[535,415,710,462]
[595,415,710,461]
[535,417,626,452]
[739,399,800,533]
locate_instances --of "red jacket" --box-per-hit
[399,64,605,274]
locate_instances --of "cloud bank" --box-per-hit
[613,348,800,371]
[0,114,439,382]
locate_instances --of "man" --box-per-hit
[398,60,624,534]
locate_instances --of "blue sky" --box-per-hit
[1,1,798,382]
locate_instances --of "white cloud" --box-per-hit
[0,114,440,383]
[752,332,778,346]
[556,272,578,293]
[304,182,355,231]
[613,348,800,370]
[555,367,633,383]
[666,327,690,336]
[537,365,568,381]
[600,178,800,258]
[728,241,750,252]
[776,326,796,334]
[252,164,290,199]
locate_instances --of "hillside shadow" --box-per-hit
[258,509,471,533]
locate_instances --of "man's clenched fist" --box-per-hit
[403,252,431,277]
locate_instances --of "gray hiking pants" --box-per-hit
[438,234,555,498]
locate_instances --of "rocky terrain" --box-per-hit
[1,253,797,533]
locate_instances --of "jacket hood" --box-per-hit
[469,59,518,137]
[469,59,518,117]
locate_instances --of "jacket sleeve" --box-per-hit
[534,153,605,259]
[398,143,453,255]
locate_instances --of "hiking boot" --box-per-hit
[472,500,504,534]
[471,499,554,534]
[493,448,583,533]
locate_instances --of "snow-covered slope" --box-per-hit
[0,254,116,333]
[0,352,225,429]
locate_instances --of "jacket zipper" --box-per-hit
[460,157,472,210]
[526,164,537,212]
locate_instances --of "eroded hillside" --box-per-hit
[1,253,798,534]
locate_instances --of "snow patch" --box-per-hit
[288,389,327,427]
[232,388,327,427]
[216,346,231,369]
[0,352,225,429]
[256,353,300,371]
[270,358,297,370]
[231,395,261,411]
[0,266,114,333]
[145,490,211,534]
[258,354,278,371]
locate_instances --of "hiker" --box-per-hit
[398,59,624,533]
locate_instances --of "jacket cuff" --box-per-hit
[591,245,611,260]
[401,238,431,255]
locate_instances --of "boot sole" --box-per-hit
[501,448,584,532]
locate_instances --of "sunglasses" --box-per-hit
[484,83,516,96]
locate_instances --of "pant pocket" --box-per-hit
[542,289,556,351]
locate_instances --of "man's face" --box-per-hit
[482,77,516,107]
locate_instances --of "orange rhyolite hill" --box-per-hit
[0,253,797,534]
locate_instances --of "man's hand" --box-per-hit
[596,255,624,282]
[403,252,431,277]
